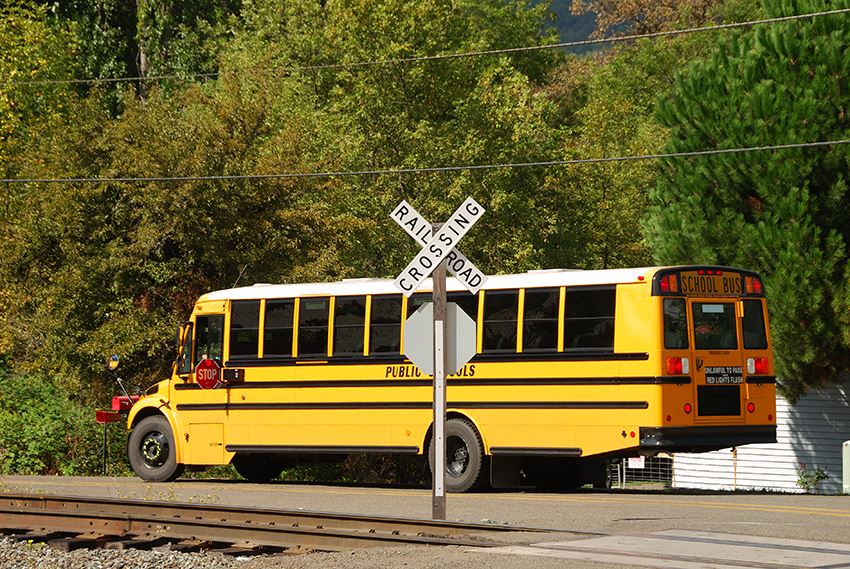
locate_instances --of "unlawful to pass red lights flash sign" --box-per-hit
[393,197,485,296]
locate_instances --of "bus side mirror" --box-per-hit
[106,354,120,372]
[176,321,193,350]
[175,322,193,376]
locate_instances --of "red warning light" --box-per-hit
[684,403,693,414]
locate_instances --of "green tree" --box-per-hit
[541,0,762,269]
[571,0,730,37]
[0,71,345,392]
[311,0,569,274]
[226,0,572,276]
[0,373,104,475]
[646,0,850,401]
[0,2,78,182]
[44,0,239,104]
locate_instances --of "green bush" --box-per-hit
[0,373,121,475]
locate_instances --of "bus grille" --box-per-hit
[697,385,741,416]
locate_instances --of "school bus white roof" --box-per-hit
[202,267,659,301]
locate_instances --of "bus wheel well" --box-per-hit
[131,407,166,429]
[422,412,482,455]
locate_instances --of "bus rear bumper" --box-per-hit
[639,425,776,453]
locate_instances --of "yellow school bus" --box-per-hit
[125,265,776,491]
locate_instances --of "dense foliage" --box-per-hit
[0,0,847,474]
[0,371,120,475]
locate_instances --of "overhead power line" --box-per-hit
[3,139,848,185]
[3,8,849,88]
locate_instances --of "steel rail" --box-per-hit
[0,493,564,552]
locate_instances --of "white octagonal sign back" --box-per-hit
[403,302,476,376]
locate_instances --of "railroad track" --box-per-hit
[0,493,560,555]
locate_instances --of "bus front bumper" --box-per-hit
[640,425,776,453]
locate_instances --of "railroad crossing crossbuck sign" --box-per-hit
[391,196,486,522]
[392,198,487,295]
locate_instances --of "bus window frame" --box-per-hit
[263,298,296,359]
[482,289,520,354]
[692,301,738,351]
[298,296,331,358]
[332,295,367,357]
[521,287,560,353]
[369,294,404,356]
[662,298,689,350]
[194,314,225,366]
[742,298,769,350]
[563,285,616,352]
[229,300,261,360]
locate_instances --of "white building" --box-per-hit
[673,381,850,494]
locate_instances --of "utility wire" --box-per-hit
[3,139,848,185]
[3,8,849,88]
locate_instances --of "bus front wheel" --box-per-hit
[128,416,184,482]
[429,418,487,493]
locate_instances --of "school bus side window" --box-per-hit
[564,286,615,350]
[230,300,260,358]
[334,296,366,356]
[194,315,224,365]
[264,300,294,357]
[299,297,330,357]
[406,292,430,318]
[447,291,478,321]
[483,290,519,353]
[523,288,559,352]
[370,295,402,354]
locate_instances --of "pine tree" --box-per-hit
[645,0,850,401]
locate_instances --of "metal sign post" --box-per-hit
[391,197,485,521]
[431,232,448,519]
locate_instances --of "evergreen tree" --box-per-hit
[646,0,850,401]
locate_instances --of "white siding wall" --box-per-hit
[673,382,850,494]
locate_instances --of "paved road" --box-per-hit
[2,476,850,568]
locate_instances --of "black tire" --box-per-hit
[428,418,487,493]
[128,416,184,482]
[592,460,614,490]
[232,454,285,483]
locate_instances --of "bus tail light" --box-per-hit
[747,357,769,375]
[666,357,689,375]
[745,276,764,295]
[660,274,679,293]
[747,402,756,413]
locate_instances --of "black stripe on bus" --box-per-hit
[489,447,582,457]
[224,351,649,368]
[746,376,776,384]
[175,401,649,411]
[225,445,419,455]
[173,376,687,391]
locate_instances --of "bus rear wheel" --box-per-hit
[128,416,184,482]
[232,454,285,483]
[429,418,487,493]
